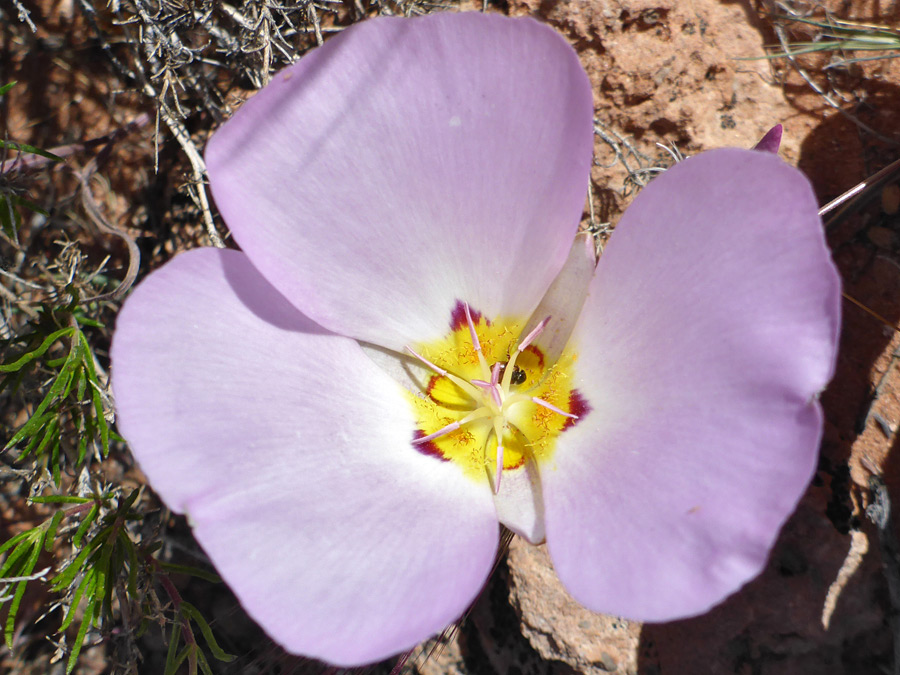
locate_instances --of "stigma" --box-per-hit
[404,301,589,492]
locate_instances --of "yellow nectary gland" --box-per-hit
[405,306,586,485]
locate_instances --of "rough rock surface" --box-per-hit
[509,0,809,222]
[507,538,641,675]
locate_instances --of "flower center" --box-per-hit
[404,302,588,491]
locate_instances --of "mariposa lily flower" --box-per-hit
[110,11,841,667]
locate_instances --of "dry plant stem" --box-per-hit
[0,265,48,292]
[587,181,597,230]
[260,7,274,83]
[219,2,274,86]
[842,291,900,334]
[0,281,39,320]
[75,155,140,303]
[114,583,140,675]
[0,568,51,586]
[390,650,412,675]
[64,501,97,519]
[769,8,898,147]
[218,2,257,30]
[593,122,638,173]
[9,0,36,32]
[152,98,225,248]
[821,529,868,630]
[821,156,900,228]
[147,555,199,660]
[585,183,611,255]
[308,2,324,45]
[0,569,50,605]
[593,120,655,191]
[0,114,152,175]
[866,477,900,675]
[76,0,225,248]
[281,24,345,38]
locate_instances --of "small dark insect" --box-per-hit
[497,362,527,385]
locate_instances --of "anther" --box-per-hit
[517,316,550,352]
[464,303,481,353]
[412,421,461,444]
[407,345,481,398]
[413,408,492,445]
[405,346,447,376]
[532,396,578,419]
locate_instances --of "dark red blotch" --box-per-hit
[412,429,449,461]
[563,389,591,430]
[449,300,487,331]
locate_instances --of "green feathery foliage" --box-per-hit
[0,490,233,674]
[1,290,115,485]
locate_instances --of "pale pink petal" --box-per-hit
[111,249,498,665]
[206,13,593,349]
[493,461,545,543]
[543,149,840,621]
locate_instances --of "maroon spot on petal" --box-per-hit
[507,456,526,471]
[522,344,545,370]
[563,389,591,430]
[449,300,486,331]
[425,374,440,401]
[412,429,449,461]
